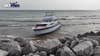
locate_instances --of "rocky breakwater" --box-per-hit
[0,35,100,56]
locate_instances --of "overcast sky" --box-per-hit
[0,0,100,10]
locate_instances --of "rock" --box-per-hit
[20,40,38,55]
[26,53,34,56]
[0,39,21,56]
[14,38,36,55]
[21,44,32,55]
[7,48,21,56]
[56,48,62,56]
[39,51,47,56]
[14,37,25,42]
[64,40,71,47]
[29,41,38,53]
[33,39,62,54]
[93,46,100,56]
[62,46,76,56]
[82,38,99,48]
[96,31,100,36]
[63,37,74,47]
[73,41,94,56]
[56,46,76,56]
[70,40,79,48]
[9,41,21,51]
[0,39,21,52]
[90,39,99,48]
[0,39,11,51]
[25,52,40,56]
[33,55,40,56]
[60,18,66,20]
[49,54,55,56]
[0,49,8,56]
[14,37,28,47]
[58,37,67,44]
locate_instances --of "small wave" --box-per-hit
[0,24,22,27]
[0,24,36,27]
[0,20,40,22]
[0,35,18,39]
[8,25,21,27]
[0,24,9,27]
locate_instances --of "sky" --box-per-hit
[0,0,100,10]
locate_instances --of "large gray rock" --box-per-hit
[21,44,32,55]
[70,40,79,48]
[36,39,62,49]
[29,41,38,53]
[32,39,62,54]
[0,39,21,56]
[63,37,75,47]
[14,37,28,47]
[73,41,94,56]
[21,42,37,55]
[64,40,71,47]
[7,48,21,56]
[94,46,100,56]
[14,38,37,55]
[0,39,21,51]
[58,37,67,44]
[39,51,47,56]
[33,55,40,56]
[0,49,8,56]
[90,39,99,48]
[82,38,99,48]
[25,53,34,56]
[56,46,76,56]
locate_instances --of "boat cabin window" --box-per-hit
[36,24,47,26]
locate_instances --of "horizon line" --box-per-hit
[0,9,98,10]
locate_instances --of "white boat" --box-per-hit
[32,21,61,35]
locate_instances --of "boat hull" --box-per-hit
[33,23,61,35]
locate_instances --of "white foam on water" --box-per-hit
[0,35,18,39]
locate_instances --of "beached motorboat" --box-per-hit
[32,21,61,35]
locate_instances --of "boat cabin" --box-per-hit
[43,16,57,22]
[33,21,58,30]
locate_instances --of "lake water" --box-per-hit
[0,10,100,40]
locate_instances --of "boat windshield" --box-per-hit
[36,24,47,26]
[43,16,57,22]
